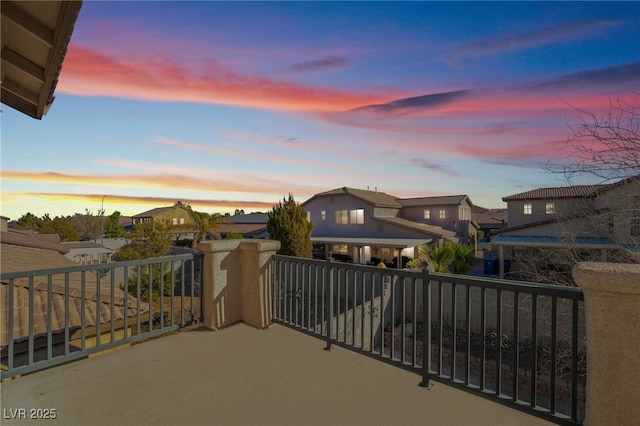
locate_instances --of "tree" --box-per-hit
[234,208,245,215]
[267,194,313,258]
[551,96,639,183]
[71,210,102,241]
[16,212,41,231]
[114,220,175,299]
[420,244,455,273]
[39,215,79,241]
[451,243,478,274]
[104,211,126,238]
[514,97,640,285]
[419,242,477,274]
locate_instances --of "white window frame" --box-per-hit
[424,209,430,219]
[439,209,446,219]
[524,203,532,215]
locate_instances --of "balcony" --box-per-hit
[2,240,639,425]
[1,322,552,425]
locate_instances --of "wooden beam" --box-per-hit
[1,1,54,47]
[1,47,45,82]
[1,78,39,105]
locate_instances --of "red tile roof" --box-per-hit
[502,184,609,201]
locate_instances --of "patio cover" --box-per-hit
[490,235,621,249]
[311,237,432,249]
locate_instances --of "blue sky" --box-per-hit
[2,1,639,219]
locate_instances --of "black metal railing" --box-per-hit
[272,255,585,425]
[1,253,203,379]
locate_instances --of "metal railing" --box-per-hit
[1,253,203,380]
[273,255,585,425]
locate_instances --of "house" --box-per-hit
[490,175,640,281]
[218,212,269,239]
[0,228,149,360]
[62,241,115,265]
[131,205,194,227]
[302,187,478,266]
[471,205,507,240]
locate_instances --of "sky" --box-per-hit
[2,1,639,220]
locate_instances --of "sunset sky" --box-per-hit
[2,1,639,220]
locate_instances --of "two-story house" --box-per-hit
[491,175,640,281]
[131,205,194,227]
[302,187,477,267]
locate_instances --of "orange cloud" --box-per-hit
[58,46,397,111]
[1,170,323,199]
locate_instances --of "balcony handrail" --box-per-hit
[272,254,586,425]
[0,253,203,280]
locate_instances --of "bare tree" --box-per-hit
[553,95,640,182]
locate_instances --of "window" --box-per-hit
[524,203,532,215]
[424,209,430,219]
[172,218,178,225]
[545,202,555,214]
[632,211,640,237]
[439,209,446,219]
[321,210,326,221]
[179,218,185,225]
[306,211,311,222]
[335,210,348,224]
[350,209,364,224]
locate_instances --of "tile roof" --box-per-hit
[375,217,456,238]
[308,187,402,208]
[131,206,174,218]
[224,213,268,224]
[1,242,149,348]
[1,231,69,254]
[502,185,609,201]
[307,188,473,209]
[399,195,470,207]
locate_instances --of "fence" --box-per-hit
[273,255,585,425]
[1,253,203,380]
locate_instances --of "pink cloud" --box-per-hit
[58,46,396,111]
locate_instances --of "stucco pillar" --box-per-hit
[198,239,280,330]
[573,262,640,426]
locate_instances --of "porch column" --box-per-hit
[498,245,504,279]
[573,262,640,426]
[198,239,280,330]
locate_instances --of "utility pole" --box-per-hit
[101,195,106,245]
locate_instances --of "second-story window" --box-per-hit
[439,209,446,219]
[524,203,532,215]
[546,202,555,214]
[180,218,185,225]
[172,218,178,225]
[335,210,348,224]
[321,210,326,221]
[350,209,364,224]
[424,209,430,219]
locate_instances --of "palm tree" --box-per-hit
[419,244,455,273]
[419,242,477,274]
[451,244,477,274]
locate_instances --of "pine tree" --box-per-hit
[267,194,313,258]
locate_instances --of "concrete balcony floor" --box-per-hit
[1,323,552,425]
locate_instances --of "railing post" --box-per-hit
[198,239,280,330]
[325,255,334,351]
[573,262,640,426]
[420,267,434,389]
